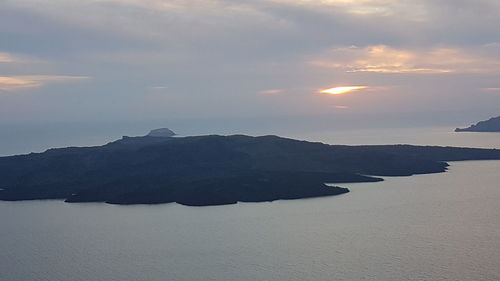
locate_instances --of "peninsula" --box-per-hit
[455,115,500,132]
[1,130,500,206]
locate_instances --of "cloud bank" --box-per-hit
[1,0,499,126]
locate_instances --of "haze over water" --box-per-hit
[2,124,500,156]
[1,129,499,281]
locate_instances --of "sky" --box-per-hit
[1,0,500,152]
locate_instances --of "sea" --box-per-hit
[1,126,500,281]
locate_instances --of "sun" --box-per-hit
[319,86,367,95]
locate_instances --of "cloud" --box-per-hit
[269,0,426,18]
[259,89,285,95]
[0,52,17,63]
[482,88,500,92]
[310,45,500,74]
[3,0,499,65]
[0,75,89,91]
[0,52,40,64]
[334,105,349,109]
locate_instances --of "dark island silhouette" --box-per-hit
[1,129,500,206]
[455,115,500,132]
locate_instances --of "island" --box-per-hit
[1,130,500,206]
[455,115,500,132]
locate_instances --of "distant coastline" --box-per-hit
[456,116,500,132]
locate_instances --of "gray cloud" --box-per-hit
[0,0,499,130]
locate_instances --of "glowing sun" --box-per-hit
[319,86,367,95]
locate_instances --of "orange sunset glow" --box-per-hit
[319,86,367,95]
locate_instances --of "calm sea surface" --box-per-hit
[1,128,500,281]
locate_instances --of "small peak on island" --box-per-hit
[146,128,176,137]
[110,128,176,146]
